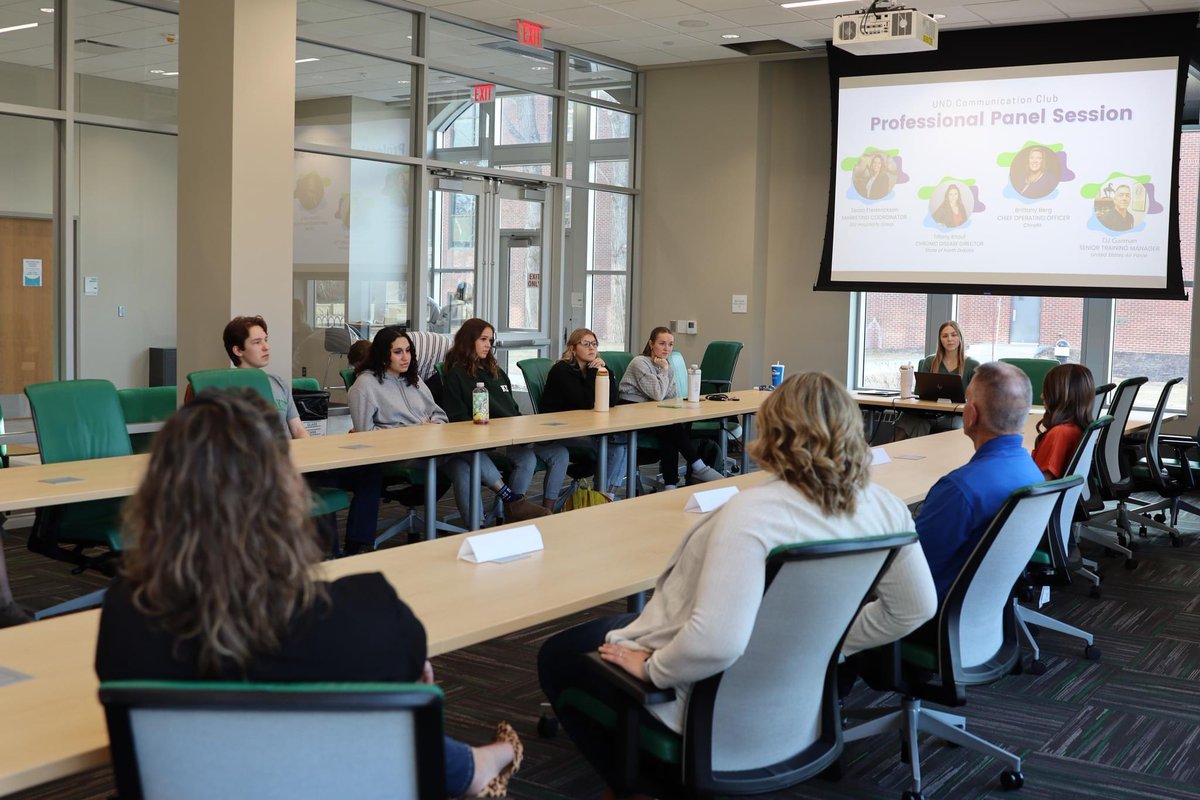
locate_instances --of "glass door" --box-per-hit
[427,177,486,335]
[494,183,551,388]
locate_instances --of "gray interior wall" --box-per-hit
[77,125,178,389]
[638,58,850,389]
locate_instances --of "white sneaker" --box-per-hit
[689,464,725,483]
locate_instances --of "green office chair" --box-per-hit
[25,380,132,617]
[186,368,351,551]
[515,357,597,509]
[341,367,357,391]
[118,386,177,454]
[556,534,917,798]
[699,340,744,394]
[292,376,321,392]
[101,681,446,800]
[598,351,633,386]
[998,357,1058,405]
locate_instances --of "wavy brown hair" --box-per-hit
[120,388,326,677]
[747,372,871,516]
[361,327,420,387]
[445,317,499,378]
[641,326,673,357]
[1035,363,1094,449]
[559,327,599,363]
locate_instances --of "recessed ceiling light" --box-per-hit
[0,22,38,34]
[398,80,410,84]
[40,7,54,13]
[677,19,708,28]
[721,33,740,39]
[162,71,178,76]
[932,13,946,19]
[149,69,164,74]
[530,65,549,71]
[295,57,320,64]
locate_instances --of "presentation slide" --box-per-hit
[830,57,1179,291]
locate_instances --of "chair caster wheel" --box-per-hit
[1028,659,1047,676]
[1084,644,1102,661]
[1000,770,1025,790]
[1018,585,1036,603]
[1155,512,1167,523]
[1089,586,1102,599]
[537,709,559,738]
[902,791,926,800]
[1124,558,1139,571]
[1138,526,1148,537]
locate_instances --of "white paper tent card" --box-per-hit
[871,447,892,466]
[684,486,739,513]
[457,524,544,563]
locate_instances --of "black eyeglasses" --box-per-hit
[578,340,599,348]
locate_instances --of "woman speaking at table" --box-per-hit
[893,320,980,441]
[94,389,521,797]
[537,372,936,793]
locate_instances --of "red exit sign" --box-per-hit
[516,19,543,48]
[472,83,494,103]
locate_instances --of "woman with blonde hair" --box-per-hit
[95,389,521,797]
[537,372,936,793]
[893,320,980,440]
[540,327,628,491]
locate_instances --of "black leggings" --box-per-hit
[651,423,698,485]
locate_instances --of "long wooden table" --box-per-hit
[0,408,1160,794]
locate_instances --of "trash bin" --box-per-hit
[293,388,330,437]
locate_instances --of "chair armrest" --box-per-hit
[582,652,676,705]
[700,379,732,391]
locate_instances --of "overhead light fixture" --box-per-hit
[40,7,54,13]
[397,79,410,84]
[932,13,946,19]
[530,65,549,71]
[721,33,741,39]
[781,0,857,8]
[295,57,320,64]
[149,69,164,74]
[0,22,38,34]
[162,71,178,76]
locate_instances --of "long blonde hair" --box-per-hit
[747,372,871,516]
[932,320,967,375]
[120,389,326,677]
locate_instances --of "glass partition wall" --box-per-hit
[2,0,639,409]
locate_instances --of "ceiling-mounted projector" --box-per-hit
[833,6,938,55]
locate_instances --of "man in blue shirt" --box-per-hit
[917,361,1044,599]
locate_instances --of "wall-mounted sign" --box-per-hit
[22,258,42,287]
[472,83,495,103]
[516,19,543,48]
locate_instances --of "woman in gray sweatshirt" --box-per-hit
[348,328,447,431]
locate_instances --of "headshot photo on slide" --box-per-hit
[853,152,895,200]
[1093,181,1142,232]
[1009,145,1061,199]
[930,182,971,229]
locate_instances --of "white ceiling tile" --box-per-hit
[603,0,707,19]
[680,0,779,10]
[1139,0,1200,8]
[580,20,676,38]
[500,0,594,10]
[439,0,522,20]
[687,27,775,43]
[540,4,643,25]
[963,0,1068,23]
[750,18,832,39]
[541,24,618,43]
[1046,0,1147,11]
[712,5,809,25]
[643,10,744,30]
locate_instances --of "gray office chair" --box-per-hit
[1079,376,1147,567]
[1015,417,1111,673]
[558,533,918,798]
[844,478,1081,800]
[101,681,446,800]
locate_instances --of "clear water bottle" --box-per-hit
[472,382,490,424]
[687,364,702,403]
[594,367,610,412]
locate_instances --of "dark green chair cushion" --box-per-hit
[557,688,682,765]
[118,386,178,454]
[187,368,274,403]
[292,377,321,392]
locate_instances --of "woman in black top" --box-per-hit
[94,389,520,798]
[540,327,627,491]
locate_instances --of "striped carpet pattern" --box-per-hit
[6,496,1200,799]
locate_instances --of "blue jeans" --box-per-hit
[309,464,383,547]
[443,735,474,797]
[440,446,538,524]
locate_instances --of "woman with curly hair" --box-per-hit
[536,372,936,792]
[95,389,521,797]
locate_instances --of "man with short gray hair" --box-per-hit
[916,361,1044,599]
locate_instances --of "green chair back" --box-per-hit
[187,368,274,404]
[25,379,133,463]
[999,357,1059,405]
[599,351,632,385]
[118,386,178,454]
[516,358,555,413]
[699,340,744,393]
[292,377,321,392]
[340,367,357,391]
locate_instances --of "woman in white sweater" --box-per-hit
[617,326,723,488]
[538,372,937,791]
